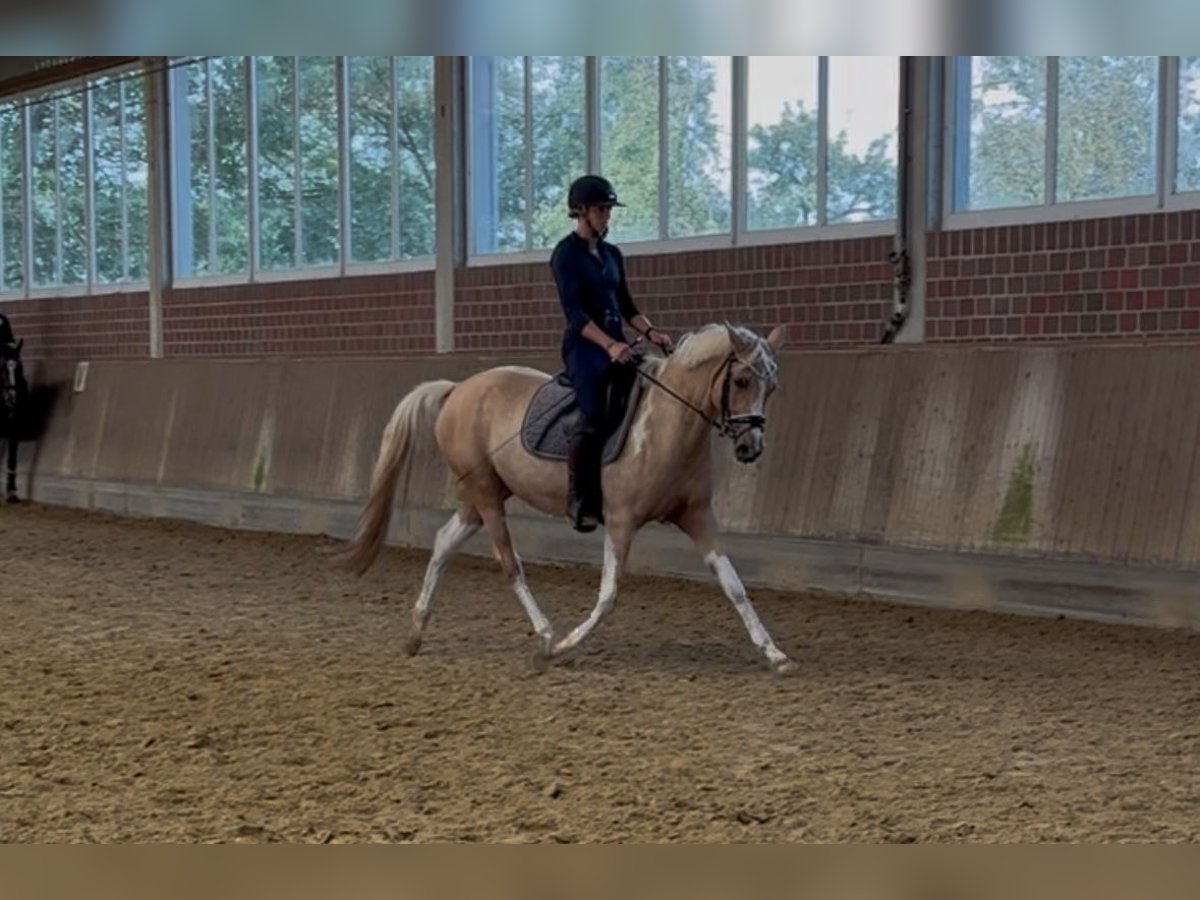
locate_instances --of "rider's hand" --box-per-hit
[647,328,673,353]
[607,341,635,364]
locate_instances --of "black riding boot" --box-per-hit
[566,427,603,533]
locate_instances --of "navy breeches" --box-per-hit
[564,339,616,431]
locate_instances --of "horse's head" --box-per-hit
[713,324,785,463]
[667,323,786,464]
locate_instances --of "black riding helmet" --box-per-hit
[568,175,625,218]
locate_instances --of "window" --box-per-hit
[951,56,1160,213]
[953,56,1046,211]
[347,56,436,262]
[174,57,248,277]
[469,56,892,257]
[30,91,86,287]
[91,73,148,283]
[172,55,435,281]
[0,67,148,295]
[600,55,732,242]
[1057,56,1157,203]
[747,56,819,229]
[747,56,898,230]
[0,104,25,291]
[599,56,659,243]
[469,56,585,255]
[1178,56,1200,194]
[666,56,731,239]
[826,56,899,223]
[255,56,338,271]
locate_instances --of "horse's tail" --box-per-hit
[335,379,456,576]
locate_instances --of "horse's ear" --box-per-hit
[765,325,786,352]
[14,338,22,354]
[724,322,754,357]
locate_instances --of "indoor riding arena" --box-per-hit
[2,56,1200,844]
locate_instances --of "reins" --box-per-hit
[629,334,766,441]
[631,354,743,440]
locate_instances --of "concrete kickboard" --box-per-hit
[29,475,1200,634]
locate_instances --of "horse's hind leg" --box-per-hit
[477,501,556,667]
[406,505,482,656]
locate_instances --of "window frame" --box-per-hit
[942,55,1200,231]
[465,55,900,267]
[169,55,437,291]
[0,61,151,302]
[25,58,1200,301]
[4,55,906,301]
[1166,54,1200,209]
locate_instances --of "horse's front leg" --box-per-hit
[550,521,633,659]
[4,435,17,503]
[674,504,796,674]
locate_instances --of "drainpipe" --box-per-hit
[434,56,465,353]
[881,56,929,345]
[145,57,168,358]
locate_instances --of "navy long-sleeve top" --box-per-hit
[550,232,641,349]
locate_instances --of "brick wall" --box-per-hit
[163,271,436,358]
[455,236,896,352]
[928,210,1200,342]
[454,260,561,352]
[3,291,149,359]
[11,209,1200,360]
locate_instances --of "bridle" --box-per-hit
[631,342,772,442]
[717,353,768,439]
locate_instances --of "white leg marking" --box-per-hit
[512,554,554,645]
[705,551,790,667]
[553,533,619,656]
[413,512,479,628]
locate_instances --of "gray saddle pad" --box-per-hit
[520,370,646,466]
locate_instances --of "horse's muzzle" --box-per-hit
[734,429,764,463]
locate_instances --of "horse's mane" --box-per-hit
[666,323,779,381]
[670,324,733,369]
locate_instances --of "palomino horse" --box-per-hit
[0,338,27,503]
[338,322,795,674]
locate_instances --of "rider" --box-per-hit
[549,174,673,533]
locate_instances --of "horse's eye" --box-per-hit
[734,376,751,390]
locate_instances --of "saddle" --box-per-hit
[520,368,646,466]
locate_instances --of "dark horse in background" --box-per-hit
[1,336,29,502]
[0,314,60,505]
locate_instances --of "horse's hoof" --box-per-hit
[771,657,799,677]
[404,632,423,656]
[5,493,18,505]
[531,647,552,674]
